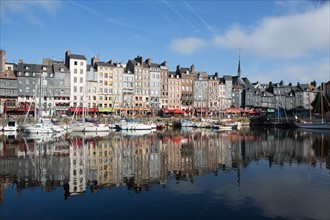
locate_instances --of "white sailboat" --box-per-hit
[23,73,55,135]
[70,85,109,133]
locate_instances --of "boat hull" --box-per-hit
[295,123,330,129]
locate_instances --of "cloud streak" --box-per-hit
[183,0,216,33]
[162,0,199,32]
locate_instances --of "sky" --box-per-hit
[1,0,329,86]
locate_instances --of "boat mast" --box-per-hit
[320,89,324,123]
[200,89,202,121]
[308,86,312,120]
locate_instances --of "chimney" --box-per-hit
[91,56,99,66]
[134,56,143,65]
[311,80,316,87]
[0,49,6,72]
[65,50,71,68]
[190,64,195,72]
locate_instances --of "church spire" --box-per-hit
[237,48,241,77]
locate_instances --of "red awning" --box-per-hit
[196,108,211,113]
[226,108,241,113]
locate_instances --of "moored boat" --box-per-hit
[2,120,19,132]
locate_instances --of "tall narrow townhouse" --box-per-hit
[92,57,114,114]
[296,82,318,116]
[122,67,134,115]
[0,49,17,114]
[167,71,182,110]
[86,65,98,116]
[146,58,163,113]
[112,62,126,111]
[159,61,169,110]
[194,71,208,112]
[218,80,226,110]
[65,50,87,109]
[42,59,71,115]
[93,57,126,114]
[127,56,150,116]
[176,65,194,112]
[220,75,233,109]
[208,73,220,112]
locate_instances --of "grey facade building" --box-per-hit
[194,72,208,109]
[16,61,55,116]
[220,75,233,109]
[147,58,161,112]
[0,66,17,113]
[44,59,71,114]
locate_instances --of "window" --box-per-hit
[74,77,77,83]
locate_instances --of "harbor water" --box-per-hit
[0,127,329,220]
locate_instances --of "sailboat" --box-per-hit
[295,89,330,129]
[70,91,109,133]
[23,73,55,135]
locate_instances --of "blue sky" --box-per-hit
[1,0,329,85]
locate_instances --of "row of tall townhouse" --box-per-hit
[0,49,328,117]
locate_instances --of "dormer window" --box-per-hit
[25,66,30,70]
[60,67,64,72]
[43,66,47,71]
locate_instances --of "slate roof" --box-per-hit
[68,54,86,60]
[16,62,53,74]
[52,62,70,73]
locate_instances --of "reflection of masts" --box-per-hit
[320,134,324,170]
[308,87,312,120]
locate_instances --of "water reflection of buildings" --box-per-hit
[0,128,329,202]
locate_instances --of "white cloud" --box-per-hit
[250,57,329,85]
[170,3,329,60]
[1,0,62,25]
[170,37,208,55]
[212,4,329,59]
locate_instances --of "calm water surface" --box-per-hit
[0,127,329,220]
